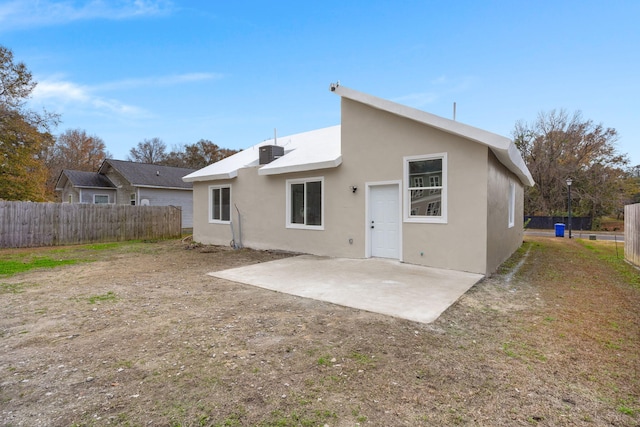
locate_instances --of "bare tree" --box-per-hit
[128,137,167,164]
[514,109,629,220]
[0,46,36,109]
[51,129,108,171]
[44,128,109,199]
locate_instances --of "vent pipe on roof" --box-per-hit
[274,128,278,145]
[453,102,457,121]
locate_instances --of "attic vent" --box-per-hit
[259,145,284,165]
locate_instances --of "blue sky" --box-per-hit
[2,0,639,166]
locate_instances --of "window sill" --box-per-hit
[286,224,325,231]
[404,217,448,224]
[209,220,231,225]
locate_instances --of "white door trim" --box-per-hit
[365,180,402,261]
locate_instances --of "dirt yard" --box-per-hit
[1,237,638,426]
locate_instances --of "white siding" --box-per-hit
[137,188,193,228]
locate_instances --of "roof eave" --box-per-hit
[258,157,342,176]
[182,170,238,182]
[131,185,194,190]
[59,185,116,190]
[332,85,534,187]
[492,145,536,187]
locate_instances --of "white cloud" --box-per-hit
[30,71,221,118]
[31,79,149,118]
[94,72,223,91]
[392,76,477,109]
[0,0,173,31]
[393,92,438,107]
[430,75,449,85]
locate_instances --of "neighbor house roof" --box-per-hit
[182,125,342,182]
[331,84,535,187]
[101,159,196,190]
[55,170,115,191]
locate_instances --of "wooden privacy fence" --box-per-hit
[0,201,182,248]
[625,204,640,267]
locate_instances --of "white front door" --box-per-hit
[369,184,400,259]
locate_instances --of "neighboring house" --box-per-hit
[56,159,196,228]
[183,85,535,275]
[55,170,117,205]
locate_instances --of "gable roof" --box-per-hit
[331,84,534,187]
[55,170,115,191]
[101,159,196,189]
[182,126,342,182]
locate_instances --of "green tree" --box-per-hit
[514,109,628,221]
[181,139,237,169]
[162,139,238,169]
[0,45,59,201]
[624,164,640,205]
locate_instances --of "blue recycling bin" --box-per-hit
[555,223,565,237]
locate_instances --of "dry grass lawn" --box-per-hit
[0,236,638,426]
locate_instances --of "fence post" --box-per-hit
[625,204,640,267]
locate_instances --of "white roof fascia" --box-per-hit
[258,156,342,176]
[182,169,237,182]
[182,148,255,182]
[331,85,534,187]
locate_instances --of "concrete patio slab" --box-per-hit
[209,255,484,324]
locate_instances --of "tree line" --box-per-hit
[126,136,238,168]
[1,44,639,224]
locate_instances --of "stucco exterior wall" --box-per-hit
[193,165,365,257]
[192,99,497,274]
[340,99,489,273]
[485,150,525,274]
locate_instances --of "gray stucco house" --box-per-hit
[56,159,196,228]
[183,85,535,275]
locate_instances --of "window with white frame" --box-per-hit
[209,185,231,223]
[404,153,447,223]
[94,194,109,204]
[508,181,516,228]
[286,177,323,229]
